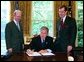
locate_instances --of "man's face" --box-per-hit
[14,12,21,22]
[59,8,67,18]
[40,30,48,39]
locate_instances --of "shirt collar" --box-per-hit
[13,19,19,25]
[13,19,17,25]
[41,38,45,43]
[62,15,66,23]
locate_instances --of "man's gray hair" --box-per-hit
[13,10,21,15]
[40,26,49,33]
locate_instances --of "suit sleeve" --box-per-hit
[21,29,24,45]
[5,23,12,49]
[56,20,59,37]
[69,18,77,47]
[22,34,24,44]
[48,37,54,51]
[29,38,36,50]
[20,23,24,44]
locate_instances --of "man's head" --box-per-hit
[59,5,68,18]
[13,10,22,22]
[40,26,49,39]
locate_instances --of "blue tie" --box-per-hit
[42,39,45,48]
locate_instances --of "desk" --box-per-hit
[6,52,68,61]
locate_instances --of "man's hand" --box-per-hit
[67,45,72,53]
[39,50,48,54]
[27,49,34,54]
[8,48,12,53]
[23,44,24,49]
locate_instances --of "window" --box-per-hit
[76,1,83,47]
[1,1,10,55]
[31,1,54,37]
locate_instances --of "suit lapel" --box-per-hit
[12,21,22,32]
[64,16,68,25]
[19,22,23,32]
[45,36,48,45]
[38,36,43,47]
[58,19,62,31]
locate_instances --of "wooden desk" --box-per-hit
[5,52,68,61]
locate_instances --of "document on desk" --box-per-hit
[41,52,55,56]
[26,52,41,56]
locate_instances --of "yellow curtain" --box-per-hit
[71,1,76,18]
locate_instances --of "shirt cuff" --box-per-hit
[46,49,52,53]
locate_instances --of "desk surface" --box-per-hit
[6,52,68,61]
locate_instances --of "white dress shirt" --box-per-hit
[62,15,66,23]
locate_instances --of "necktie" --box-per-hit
[43,39,45,42]
[42,39,45,48]
[61,19,64,26]
[60,19,64,28]
[17,22,20,30]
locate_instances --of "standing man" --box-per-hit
[54,5,77,53]
[5,10,24,53]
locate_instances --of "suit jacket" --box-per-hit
[5,21,24,53]
[54,16,77,52]
[29,35,53,52]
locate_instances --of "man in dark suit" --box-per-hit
[5,10,24,53]
[28,26,53,53]
[54,5,77,53]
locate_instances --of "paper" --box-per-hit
[41,52,55,56]
[26,52,41,56]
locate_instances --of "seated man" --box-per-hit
[28,26,53,53]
